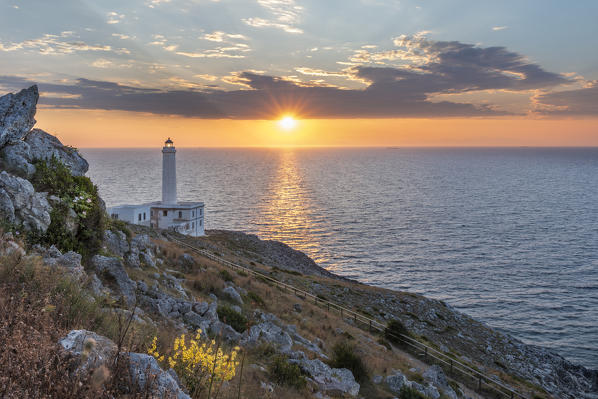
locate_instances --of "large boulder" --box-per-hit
[24,128,89,176]
[222,286,243,305]
[91,255,137,305]
[104,229,130,258]
[40,246,86,280]
[294,357,360,397]
[60,330,190,399]
[129,353,191,399]
[0,85,38,147]
[243,321,293,353]
[0,139,34,176]
[59,329,117,373]
[0,171,51,232]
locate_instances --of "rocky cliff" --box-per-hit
[0,86,89,234]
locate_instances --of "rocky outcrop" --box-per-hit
[205,230,341,279]
[0,171,51,232]
[129,353,191,399]
[91,255,137,306]
[1,87,88,178]
[0,86,38,147]
[59,329,118,373]
[60,330,190,399]
[0,85,91,235]
[290,356,360,397]
[34,244,86,280]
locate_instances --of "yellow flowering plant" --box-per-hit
[148,330,240,398]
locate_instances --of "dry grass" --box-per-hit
[0,242,156,398]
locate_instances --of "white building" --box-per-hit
[109,138,205,236]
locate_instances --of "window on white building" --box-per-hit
[143,212,146,220]
[192,222,195,228]
[163,210,167,216]
[178,211,182,218]
[138,213,141,221]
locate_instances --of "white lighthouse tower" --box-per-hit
[108,138,205,236]
[162,138,177,204]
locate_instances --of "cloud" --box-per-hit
[354,35,569,92]
[107,12,125,24]
[202,31,248,42]
[0,32,114,55]
[243,0,303,33]
[534,81,598,115]
[492,26,508,31]
[0,38,572,119]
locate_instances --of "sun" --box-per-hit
[278,116,297,131]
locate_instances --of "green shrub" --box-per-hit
[219,269,234,282]
[246,291,265,307]
[385,319,410,346]
[217,304,247,333]
[398,385,427,399]
[28,156,105,259]
[328,341,369,383]
[106,218,132,240]
[268,355,306,389]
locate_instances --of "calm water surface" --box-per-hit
[83,148,598,368]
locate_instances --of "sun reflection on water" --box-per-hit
[252,150,329,266]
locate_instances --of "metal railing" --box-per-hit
[167,234,528,399]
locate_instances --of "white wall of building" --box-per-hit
[109,205,151,226]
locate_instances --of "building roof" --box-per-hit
[110,201,204,211]
[146,201,204,209]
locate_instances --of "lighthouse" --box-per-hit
[162,138,177,204]
[108,138,205,236]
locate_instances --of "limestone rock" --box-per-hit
[129,353,191,399]
[91,255,137,305]
[59,329,117,373]
[295,358,360,397]
[0,139,34,176]
[0,85,38,147]
[24,128,88,176]
[222,286,243,305]
[385,370,410,394]
[42,247,86,280]
[0,171,51,232]
[423,365,457,398]
[243,321,293,353]
[104,229,129,257]
[60,330,189,399]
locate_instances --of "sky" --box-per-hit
[1,0,597,147]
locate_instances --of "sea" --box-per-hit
[82,147,598,369]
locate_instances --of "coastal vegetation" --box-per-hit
[28,156,104,259]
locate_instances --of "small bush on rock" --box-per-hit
[217,304,247,333]
[329,341,369,383]
[385,319,410,346]
[399,385,427,399]
[268,355,306,389]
